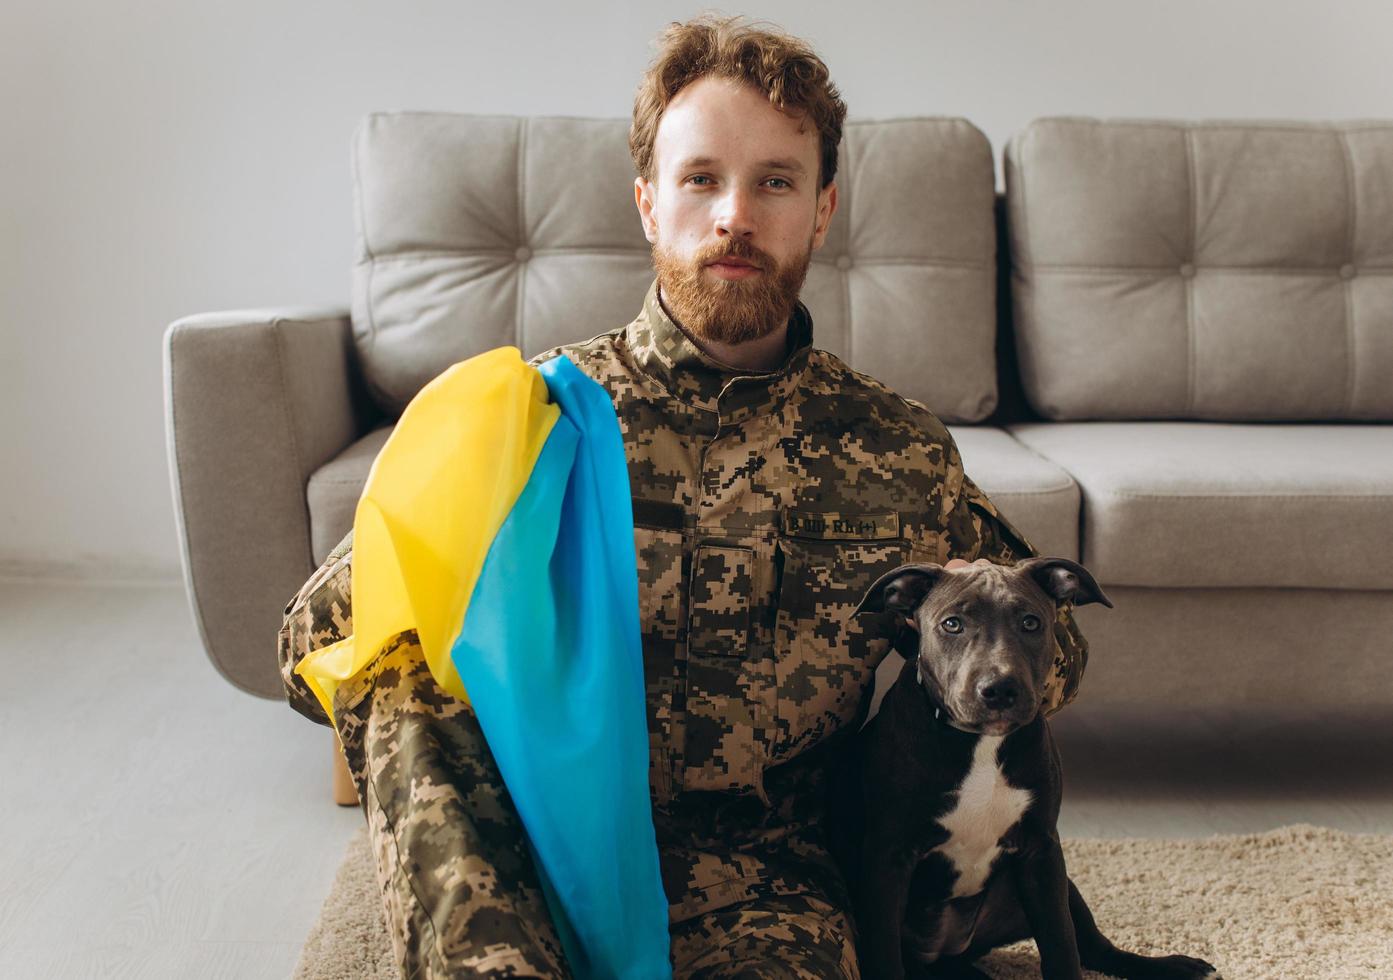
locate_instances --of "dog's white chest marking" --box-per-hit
[932,735,1032,898]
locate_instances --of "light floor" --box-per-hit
[1,580,1389,980]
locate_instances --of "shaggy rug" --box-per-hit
[293,823,1392,979]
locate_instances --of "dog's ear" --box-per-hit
[1017,557,1113,608]
[853,563,946,618]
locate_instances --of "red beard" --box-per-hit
[650,235,812,346]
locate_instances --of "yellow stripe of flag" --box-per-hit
[294,348,560,725]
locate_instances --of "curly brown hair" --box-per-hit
[629,13,847,190]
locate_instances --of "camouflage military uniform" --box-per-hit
[279,277,1089,978]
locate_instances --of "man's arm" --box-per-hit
[280,350,560,727]
[949,470,1090,716]
[276,527,355,727]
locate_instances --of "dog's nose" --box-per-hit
[977,676,1020,711]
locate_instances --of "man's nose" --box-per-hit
[715,186,756,238]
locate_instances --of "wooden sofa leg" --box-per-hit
[333,735,360,806]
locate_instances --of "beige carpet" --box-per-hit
[293,824,1393,979]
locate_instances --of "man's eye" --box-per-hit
[1021,614,1041,632]
[767,177,791,189]
[941,616,963,634]
[686,175,712,186]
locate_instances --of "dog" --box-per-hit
[826,556,1222,980]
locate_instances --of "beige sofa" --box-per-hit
[163,113,1393,724]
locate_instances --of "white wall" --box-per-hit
[3,0,1389,581]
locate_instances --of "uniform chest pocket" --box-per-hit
[771,533,910,764]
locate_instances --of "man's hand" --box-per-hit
[944,557,992,572]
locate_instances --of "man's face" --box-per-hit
[635,75,838,347]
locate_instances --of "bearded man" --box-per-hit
[280,14,1089,978]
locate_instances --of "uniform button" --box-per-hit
[1339,264,1356,280]
[515,245,532,262]
[836,254,853,271]
[1179,263,1195,278]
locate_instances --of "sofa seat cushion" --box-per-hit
[1007,421,1393,590]
[306,425,393,564]
[947,425,1080,561]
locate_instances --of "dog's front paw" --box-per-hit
[1151,954,1222,979]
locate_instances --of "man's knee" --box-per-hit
[674,893,860,980]
[345,632,572,979]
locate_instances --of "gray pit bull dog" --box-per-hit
[827,556,1222,980]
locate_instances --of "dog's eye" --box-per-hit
[941,616,963,634]
[1021,614,1041,631]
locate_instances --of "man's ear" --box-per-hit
[812,179,837,251]
[635,177,658,243]
[852,563,945,618]
[1017,557,1114,608]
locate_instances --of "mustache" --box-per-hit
[701,240,770,268]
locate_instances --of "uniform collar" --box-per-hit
[624,277,814,420]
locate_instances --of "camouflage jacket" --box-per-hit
[279,276,1089,924]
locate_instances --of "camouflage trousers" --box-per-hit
[330,630,861,979]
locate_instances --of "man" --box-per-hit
[279,14,1089,978]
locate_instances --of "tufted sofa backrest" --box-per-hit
[1006,117,1393,421]
[350,112,1001,423]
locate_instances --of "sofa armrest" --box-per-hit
[163,306,368,699]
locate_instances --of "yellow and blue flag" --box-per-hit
[294,347,671,979]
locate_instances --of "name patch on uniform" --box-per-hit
[781,508,900,541]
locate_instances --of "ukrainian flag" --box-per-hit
[294,348,671,979]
